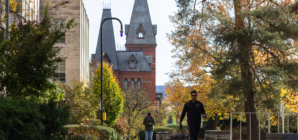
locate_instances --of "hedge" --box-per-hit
[138,124,188,140]
[0,97,70,140]
[139,121,212,140]
[65,125,124,140]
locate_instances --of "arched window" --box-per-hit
[124,79,128,89]
[138,31,143,38]
[130,60,135,68]
[138,80,141,89]
[131,80,135,89]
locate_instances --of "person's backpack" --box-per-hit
[186,100,204,128]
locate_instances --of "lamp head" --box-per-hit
[120,30,123,37]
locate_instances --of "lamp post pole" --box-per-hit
[5,0,9,97]
[6,0,9,39]
[100,17,123,126]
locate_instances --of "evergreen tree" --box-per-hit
[0,3,75,98]
[169,0,298,138]
[93,62,124,126]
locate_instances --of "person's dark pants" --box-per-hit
[188,121,201,140]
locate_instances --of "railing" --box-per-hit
[229,112,298,140]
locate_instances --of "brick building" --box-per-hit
[92,0,157,100]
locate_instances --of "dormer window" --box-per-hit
[138,31,143,38]
[137,24,145,39]
[128,54,137,69]
[130,60,135,67]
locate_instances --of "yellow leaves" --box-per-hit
[279,87,298,113]
[9,0,18,12]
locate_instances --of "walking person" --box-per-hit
[179,90,206,140]
[143,113,156,140]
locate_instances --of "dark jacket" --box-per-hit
[180,100,206,123]
[143,116,156,131]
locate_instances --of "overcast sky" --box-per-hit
[83,0,178,85]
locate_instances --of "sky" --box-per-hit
[83,0,178,85]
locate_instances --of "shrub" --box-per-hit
[66,125,124,140]
[113,117,129,139]
[58,80,100,125]
[139,124,189,140]
[0,97,70,140]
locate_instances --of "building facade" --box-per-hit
[39,0,90,85]
[92,0,157,100]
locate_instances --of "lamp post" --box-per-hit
[100,17,123,126]
[6,0,9,40]
[5,0,9,97]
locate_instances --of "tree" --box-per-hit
[122,88,153,140]
[93,62,124,126]
[148,101,169,127]
[58,80,101,125]
[0,3,75,98]
[165,78,233,126]
[30,82,65,104]
[168,0,298,138]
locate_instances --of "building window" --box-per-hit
[130,60,135,68]
[131,80,134,90]
[53,19,66,43]
[138,31,143,38]
[53,60,66,83]
[137,24,145,39]
[124,79,128,89]
[138,80,141,89]
[128,54,137,69]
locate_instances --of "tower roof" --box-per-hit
[95,8,118,70]
[125,0,157,45]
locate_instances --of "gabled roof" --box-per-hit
[95,9,118,70]
[125,0,157,45]
[116,51,151,71]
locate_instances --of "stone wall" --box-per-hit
[39,0,89,85]
[0,0,6,28]
[266,133,298,140]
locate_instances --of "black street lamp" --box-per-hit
[100,17,123,126]
[5,0,10,97]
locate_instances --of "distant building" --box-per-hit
[0,0,90,86]
[92,0,157,100]
[40,0,90,85]
[156,85,167,99]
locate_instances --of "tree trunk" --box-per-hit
[213,113,218,130]
[234,0,259,139]
[127,117,131,140]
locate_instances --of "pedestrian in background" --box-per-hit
[179,90,206,140]
[143,113,156,140]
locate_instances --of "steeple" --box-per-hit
[95,6,118,70]
[125,0,157,45]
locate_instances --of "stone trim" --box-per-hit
[119,71,151,75]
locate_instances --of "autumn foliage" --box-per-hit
[168,0,298,138]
